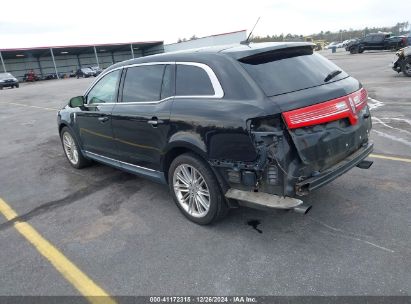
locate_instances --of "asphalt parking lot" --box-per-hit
[0,49,410,298]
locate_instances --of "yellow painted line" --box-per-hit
[370,153,411,163]
[0,198,116,304]
[7,102,57,111]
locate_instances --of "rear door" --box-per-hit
[75,69,121,158]
[110,63,174,171]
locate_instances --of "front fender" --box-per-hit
[57,106,84,149]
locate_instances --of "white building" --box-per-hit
[164,30,247,52]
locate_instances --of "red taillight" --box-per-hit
[282,88,368,129]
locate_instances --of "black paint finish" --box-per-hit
[57,42,373,201]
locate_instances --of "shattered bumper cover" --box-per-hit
[295,142,374,196]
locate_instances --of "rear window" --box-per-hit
[176,65,214,96]
[239,47,348,97]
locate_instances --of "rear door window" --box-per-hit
[176,65,214,96]
[122,65,165,102]
[239,46,349,97]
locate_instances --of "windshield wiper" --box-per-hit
[324,70,342,82]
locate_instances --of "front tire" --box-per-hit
[60,127,90,169]
[168,153,228,225]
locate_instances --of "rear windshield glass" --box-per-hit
[239,47,348,96]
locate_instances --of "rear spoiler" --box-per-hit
[221,42,315,60]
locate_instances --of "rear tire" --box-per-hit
[168,153,228,225]
[60,127,91,169]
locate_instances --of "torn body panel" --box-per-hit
[209,106,373,201]
[209,115,304,198]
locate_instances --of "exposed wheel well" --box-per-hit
[163,146,233,207]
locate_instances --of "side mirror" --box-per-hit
[69,96,85,108]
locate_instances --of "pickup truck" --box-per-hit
[347,33,408,54]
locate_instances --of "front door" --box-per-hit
[76,69,122,158]
[111,64,174,171]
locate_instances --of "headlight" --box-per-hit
[0,80,4,83]
[13,78,18,82]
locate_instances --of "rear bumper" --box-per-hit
[295,142,373,195]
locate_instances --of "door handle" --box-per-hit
[147,117,163,127]
[98,116,109,123]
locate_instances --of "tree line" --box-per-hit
[250,21,410,43]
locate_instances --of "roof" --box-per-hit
[107,41,315,68]
[0,41,163,59]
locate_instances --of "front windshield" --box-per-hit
[0,73,14,80]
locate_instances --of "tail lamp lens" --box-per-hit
[282,88,368,129]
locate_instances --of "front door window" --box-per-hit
[87,70,121,104]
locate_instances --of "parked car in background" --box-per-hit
[346,33,406,53]
[44,73,62,80]
[342,39,355,48]
[0,72,19,89]
[345,39,359,51]
[386,36,409,50]
[76,68,95,78]
[58,42,373,224]
[326,42,339,49]
[89,66,103,76]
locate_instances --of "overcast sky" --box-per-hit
[1,0,410,48]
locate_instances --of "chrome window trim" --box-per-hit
[84,151,157,172]
[83,61,224,106]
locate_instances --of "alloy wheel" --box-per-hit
[172,164,210,218]
[62,132,79,165]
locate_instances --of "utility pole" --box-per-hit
[0,51,6,73]
[50,48,59,79]
[93,46,99,67]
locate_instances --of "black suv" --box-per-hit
[347,33,405,53]
[58,42,373,224]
